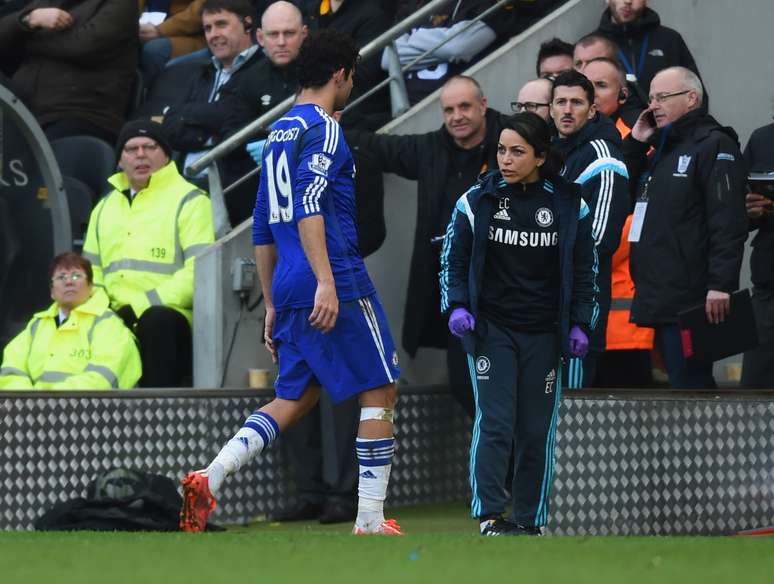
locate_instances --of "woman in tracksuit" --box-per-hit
[439,113,598,536]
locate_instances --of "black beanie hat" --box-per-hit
[115,119,172,162]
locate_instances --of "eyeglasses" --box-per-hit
[123,142,160,155]
[647,90,690,104]
[511,101,550,113]
[51,272,86,284]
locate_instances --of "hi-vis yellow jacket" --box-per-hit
[0,288,141,390]
[82,161,214,323]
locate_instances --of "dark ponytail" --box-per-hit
[500,112,564,177]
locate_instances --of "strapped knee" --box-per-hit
[360,407,394,423]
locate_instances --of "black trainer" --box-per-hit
[480,516,519,536]
[510,523,544,536]
[480,516,544,536]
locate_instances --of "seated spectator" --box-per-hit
[0,1,139,144]
[164,0,307,225]
[139,0,210,88]
[300,0,391,129]
[82,121,214,388]
[536,36,573,79]
[384,1,538,105]
[0,253,141,390]
[512,77,552,121]
[741,119,774,389]
[0,0,30,75]
[595,0,704,105]
[162,0,265,224]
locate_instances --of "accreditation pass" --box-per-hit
[628,201,647,242]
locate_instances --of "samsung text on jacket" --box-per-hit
[488,227,558,247]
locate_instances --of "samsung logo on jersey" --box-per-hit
[489,227,558,247]
[268,127,300,143]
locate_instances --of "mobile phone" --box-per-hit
[643,110,656,127]
[748,173,774,200]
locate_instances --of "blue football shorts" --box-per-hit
[272,294,400,403]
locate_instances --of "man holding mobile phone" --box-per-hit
[741,120,774,388]
[626,66,748,389]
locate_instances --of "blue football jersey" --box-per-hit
[252,103,375,310]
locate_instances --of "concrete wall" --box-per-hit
[650,0,774,147]
[193,219,273,388]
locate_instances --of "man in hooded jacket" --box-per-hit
[595,0,703,104]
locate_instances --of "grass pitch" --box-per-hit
[1,502,771,584]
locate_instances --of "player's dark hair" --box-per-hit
[500,112,564,178]
[296,30,359,90]
[536,37,574,77]
[552,69,595,106]
[201,0,255,30]
[49,252,93,285]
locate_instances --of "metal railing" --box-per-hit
[187,0,514,236]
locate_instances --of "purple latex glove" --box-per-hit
[569,325,589,358]
[448,307,476,338]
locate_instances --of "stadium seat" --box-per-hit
[132,57,211,119]
[0,197,19,329]
[61,176,95,252]
[50,135,116,204]
[127,68,145,118]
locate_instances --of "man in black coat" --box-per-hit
[595,0,703,104]
[741,120,774,389]
[0,0,138,144]
[162,0,305,224]
[349,75,508,418]
[627,66,747,389]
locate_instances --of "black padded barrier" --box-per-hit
[1,387,772,534]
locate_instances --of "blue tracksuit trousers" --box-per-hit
[466,320,562,527]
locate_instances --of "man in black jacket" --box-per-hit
[550,70,630,388]
[595,0,703,104]
[740,120,774,389]
[162,0,305,224]
[0,0,138,144]
[350,75,508,418]
[628,66,747,389]
[299,0,391,130]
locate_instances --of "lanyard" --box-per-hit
[618,34,649,80]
